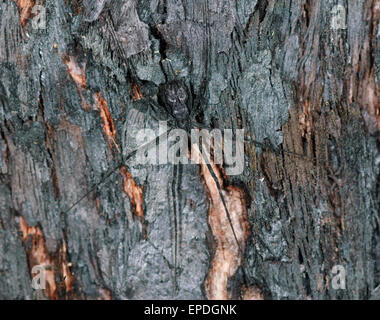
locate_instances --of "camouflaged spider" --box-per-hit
[7,6,318,295]
[154,75,211,133]
[157,80,191,130]
[132,75,247,292]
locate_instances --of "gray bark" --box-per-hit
[0,0,379,299]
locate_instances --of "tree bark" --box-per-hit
[0,0,379,300]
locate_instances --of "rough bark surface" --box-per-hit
[0,0,379,299]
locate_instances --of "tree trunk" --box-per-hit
[0,0,379,300]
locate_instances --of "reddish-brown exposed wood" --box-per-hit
[14,0,35,27]
[94,92,120,152]
[63,55,86,89]
[1,0,377,301]
[97,288,112,300]
[59,241,76,297]
[62,55,90,111]
[348,0,380,130]
[298,99,312,138]
[19,216,57,299]
[19,216,76,299]
[192,143,251,300]
[241,285,265,300]
[120,165,146,237]
[63,54,120,151]
[132,82,143,101]
[19,216,115,300]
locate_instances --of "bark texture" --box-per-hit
[0,0,379,299]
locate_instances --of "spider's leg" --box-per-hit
[190,120,209,130]
[104,10,129,72]
[190,0,212,121]
[197,125,317,164]
[191,124,225,163]
[171,163,182,295]
[247,138,317,164]
[144,97,177,126]
[189,123,318,166]
[61,129,171,215]
[60,160,122,215]
[0,83,7,107]
[104,9,141,90]
[197,141,251,285]
[0,92,34,111]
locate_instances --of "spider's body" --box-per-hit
[157,80,191,130]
